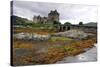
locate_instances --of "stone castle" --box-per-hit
[33,10,59,24]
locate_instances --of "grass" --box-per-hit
[16,23,54,30]
[14,27,56,35]
[61,46,77,52]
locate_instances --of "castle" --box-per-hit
[33,10,59,24]
[32,10,97,33]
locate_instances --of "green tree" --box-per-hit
[64,22,71,31]
[53,21,61,32]
[64,22,71,26]
[79,22,83,25]
[53,21,61,25]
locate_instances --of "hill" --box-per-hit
[11,15,32,25]
[84,22,97,27]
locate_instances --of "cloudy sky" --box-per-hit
[12,1,98,24]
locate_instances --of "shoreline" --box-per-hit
[28,39,96,64]
[56,46,97,63]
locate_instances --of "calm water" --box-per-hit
[56,45,97,63]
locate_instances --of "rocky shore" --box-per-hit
[13,30,97,65]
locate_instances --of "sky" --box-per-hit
[12,1,98,24]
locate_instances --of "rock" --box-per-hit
[14,32,51,41]
[32,34,51,41]
[52,30,88,39]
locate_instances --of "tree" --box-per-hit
[53,21,61,32]
[79,22,83,25]
[64,22,71,26]
[64,22,71,31]
[53,21,61,25]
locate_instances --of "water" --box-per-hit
[56,46,97,63]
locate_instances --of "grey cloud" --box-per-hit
[13,1,98,22]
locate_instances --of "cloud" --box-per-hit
[12,1,98,24]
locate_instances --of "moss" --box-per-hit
[48,37,72,42]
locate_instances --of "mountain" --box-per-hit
[11,15,32,25]
[84,22,97,27]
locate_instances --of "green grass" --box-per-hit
[31,23,54,29]
[48,37,72,42]
[63,46,77,52]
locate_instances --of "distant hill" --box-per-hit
[84,22,97,27]
[11,15,32,25]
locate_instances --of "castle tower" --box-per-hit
[48,10,59,23]
[33,15,42,23]
[33,16,38,23]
